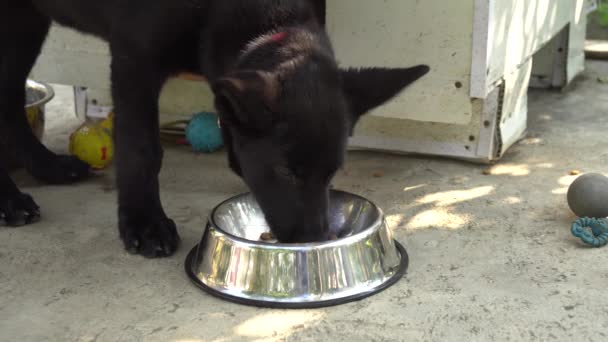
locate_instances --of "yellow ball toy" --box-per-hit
[69,117,114,170]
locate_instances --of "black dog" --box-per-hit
[0,0,429,257]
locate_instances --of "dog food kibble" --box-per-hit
[570,170,581,176]
[482,169,492,175]
[373,171,384,178]
[260,232,274,241]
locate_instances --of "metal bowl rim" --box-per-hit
[25,79,55,109]
[207,190,385,250]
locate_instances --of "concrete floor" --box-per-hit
[2,60,608,342]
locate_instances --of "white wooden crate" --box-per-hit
[30,0,596,163]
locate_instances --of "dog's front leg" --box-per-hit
[0,161,40,226]
[110,52,179,258]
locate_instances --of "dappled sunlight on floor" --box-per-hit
[379,158,586,235]
[169,311,325,342]
[483,162,556,177]
[386,186,494,231]
[232,311,323,340]
[503,196,522,204]
[403,184,429,193]
[407,207,470,230]
[484,163,531,176]
[417,186,495,207]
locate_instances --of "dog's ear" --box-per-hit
[341,65,430,125]
[212,70,281,132]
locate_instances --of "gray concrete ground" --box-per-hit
[2,61,608,342]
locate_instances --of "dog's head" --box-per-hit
[212,49,429,242]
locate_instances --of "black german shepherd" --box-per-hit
[0,0,429,257]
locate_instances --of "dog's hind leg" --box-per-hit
[0,1,90,188]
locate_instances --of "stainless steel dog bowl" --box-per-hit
[25,79,53,140]
[4,80,54,169]
[185,190,408,308]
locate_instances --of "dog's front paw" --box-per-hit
[119,214,180,258]
[29,154,91,185]
[0,192,40,227]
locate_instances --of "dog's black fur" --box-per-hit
[0,0,429,257]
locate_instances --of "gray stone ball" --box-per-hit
[567,173,608,218]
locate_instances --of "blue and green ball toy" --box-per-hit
[185,112,224,153]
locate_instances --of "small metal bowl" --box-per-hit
[4,80,54,169]
[25,79,54,141]
[185,190,408,308]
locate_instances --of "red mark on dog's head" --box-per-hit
[270,32,287,42]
